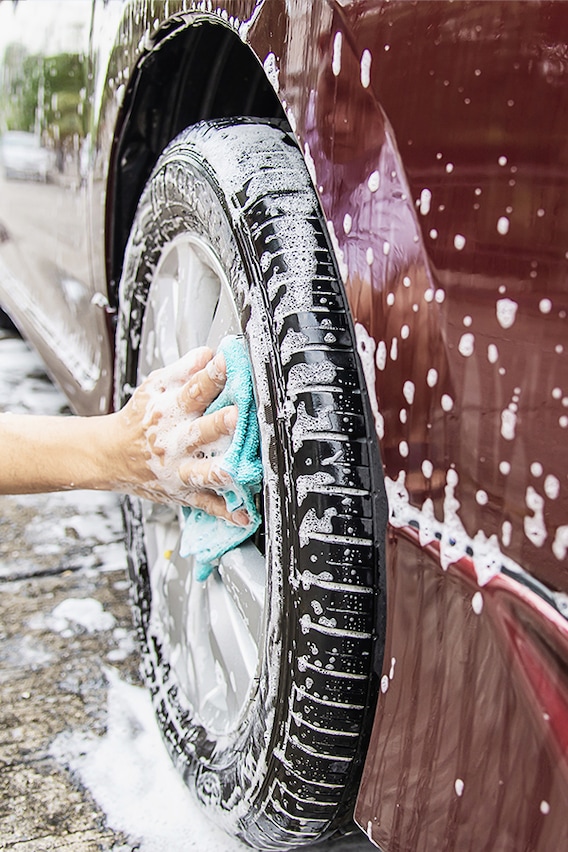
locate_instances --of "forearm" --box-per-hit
[0,412,119,494]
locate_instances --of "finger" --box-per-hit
[147,347,215,391]
[185,490,251,526]
[167,346,214,383]
[179,457,232,490]
[186,406,237,454]
[179,352,227,414]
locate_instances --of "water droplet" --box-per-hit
[496,298,518,329]
[497,216,510,235]
[499,461,511,475]
[368,170,380,192]
[472,592,484,614]
[403,380,415,405]
[343,213,352,234]
[476,490,488,505]
[427,368,438,387]
[458,332,475,356]
[332,31,342,76]
[360,49,372,88]
[539,298,552,314]
[454,234,466,250]
[441,394,454,412]
[420,188,432,215]
[531,462,543,477]
[498,155,508,166]
[446,163,454,174]
[429,228,438,239]
[545,474,560,499]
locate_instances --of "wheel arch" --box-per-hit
[106,17,288,307]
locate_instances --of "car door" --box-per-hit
[0,0,113,415]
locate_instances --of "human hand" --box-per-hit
[111,347,249,525]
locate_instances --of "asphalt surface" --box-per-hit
[0,332,377,852]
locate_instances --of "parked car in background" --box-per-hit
[1,1,567,849]
[1,130,56,181]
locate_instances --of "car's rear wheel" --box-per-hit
[116,119,386,850]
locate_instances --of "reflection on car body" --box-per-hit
[0,1,567,850]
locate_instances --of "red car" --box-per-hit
[0,1,567,849]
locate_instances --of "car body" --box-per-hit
[0,1,567,850]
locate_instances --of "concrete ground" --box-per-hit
[0,547,139,851]
[0,331,143,850]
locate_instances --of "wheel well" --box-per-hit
[107,19,287,304]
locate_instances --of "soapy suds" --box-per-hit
[419,188,432,216]
[472,592,484,614]
[427,368,438,387]
[403,380,415,405]
[384,468,556,591]
[360,49,372,88]
[496,298,518,329]
[524,487,547,547]
[488,344,499,364]
[355,324,385,439]
[458,333,475,357]
[332,31,342,76]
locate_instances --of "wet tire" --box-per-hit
[116,119,387,850]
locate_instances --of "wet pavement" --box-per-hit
[0,333,139,850]
[0,333,376,852]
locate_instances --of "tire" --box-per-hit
[116,119,387,850]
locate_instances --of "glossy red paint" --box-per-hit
[354,531,568,850]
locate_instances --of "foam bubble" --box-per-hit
[360,49,372,88]
[496,298,518,329]
[332,31,342,76]
[458,333,475,357]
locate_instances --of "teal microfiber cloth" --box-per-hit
[179,335,263,581]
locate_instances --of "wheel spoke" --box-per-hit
[149,272,181,366]
[205,570,258,717]
[219,543,266,647]
[206,281,240,349]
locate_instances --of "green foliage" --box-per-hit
[0,43,86,140]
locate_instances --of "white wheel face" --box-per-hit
[138,233,266,736]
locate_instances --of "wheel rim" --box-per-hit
[138,233,266,735]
